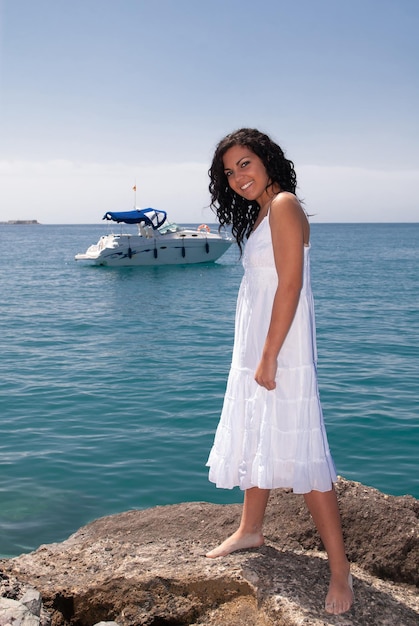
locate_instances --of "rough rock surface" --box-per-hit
[1,478,418,626]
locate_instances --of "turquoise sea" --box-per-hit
[0,222,418,558]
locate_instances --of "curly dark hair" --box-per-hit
[209,128,297,252]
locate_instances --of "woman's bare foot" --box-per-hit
[325,572,354,615]
[206,530,264,558]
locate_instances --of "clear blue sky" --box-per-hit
[0,0,418,223]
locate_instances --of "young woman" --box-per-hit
[206,128,353,615]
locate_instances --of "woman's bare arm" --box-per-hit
[254,193,308,390]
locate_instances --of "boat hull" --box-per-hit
[75,231,232,266]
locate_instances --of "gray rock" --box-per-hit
[0,597,39,626]
[20,589,42,618]
[0,577,50,626]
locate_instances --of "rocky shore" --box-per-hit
[1,478,418,625]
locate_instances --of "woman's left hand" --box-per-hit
[254,355,277,390]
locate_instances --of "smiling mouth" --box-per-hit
[241,181,253,191]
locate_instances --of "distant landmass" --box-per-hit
[0,220,40,225]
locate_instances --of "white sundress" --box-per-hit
[206,213,337,494]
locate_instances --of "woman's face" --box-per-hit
[222,144,273,207]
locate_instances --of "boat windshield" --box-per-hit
[158,221,182,234]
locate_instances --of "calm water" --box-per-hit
[0,222,418,557]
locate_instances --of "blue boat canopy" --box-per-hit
[103,208,167,229]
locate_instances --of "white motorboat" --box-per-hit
[75,208,233,267]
